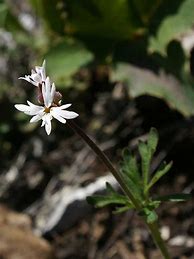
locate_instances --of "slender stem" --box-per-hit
[67,120,170,259]
[67,121,140,209]
[148,222,171,259]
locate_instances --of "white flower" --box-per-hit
[19,60,46,87]
[15,77,78,135]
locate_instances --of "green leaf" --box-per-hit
[120,149,143,201]
[113,205,132,214]
[147,128,158,156]
[121,149,141,185]
[87,195,129,208]
[87,181,134,209]
[147,161,172,191]
[154,193,192,202]
[111,63,194,117]
[138,140,150,175]
[149,0,194,55]
[121,172,143,201]
[46,40,94,86]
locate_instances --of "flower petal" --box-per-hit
[26,101,44,115]
[30,114,43,123]
[18,76,38,87]
[53,107,79,119]
[42,114,52,135]
[15,104,31,114]
[42,77,54,107]
[15,101,44,116]
[59,104,72,109]
[50,108,67,124]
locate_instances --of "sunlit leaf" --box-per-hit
[46,40,93,85]
[149,0,194,55]
[111,63,194,117]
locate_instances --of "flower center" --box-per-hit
[44,107,51,113]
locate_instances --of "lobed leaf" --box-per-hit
[111,63,194,117]
[149,0,194,55]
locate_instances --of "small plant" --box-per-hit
[87,128,191,258]
[15,61,191,259]
[88,128,189,221]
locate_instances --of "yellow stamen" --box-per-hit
[44,107,50,113]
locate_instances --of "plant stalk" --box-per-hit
[67,120,170,259]
[147,221,171,259]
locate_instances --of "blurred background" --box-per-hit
[1,0,194,258]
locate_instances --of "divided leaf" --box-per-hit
[87,182,134,211]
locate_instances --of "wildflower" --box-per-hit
[15,77,78,135]
[19,60,46,87]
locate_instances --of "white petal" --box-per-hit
[15,104,31,114]
[30,73,42,83]
[15,101,44,116]
[41,120,45,127]
[26,101,44,115]
[41,60,46,80]
[42,114,52,135]
[50,109,66,124]
[52,107,79,119]
[18,76,38,86]
[30,114,43,123]
[42,77,53,107]
[59,104,72,109]
[51,83,56,102]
